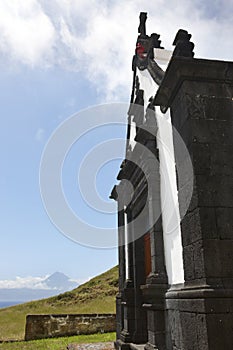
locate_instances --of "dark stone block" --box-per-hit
[166,294,233,350]
[193,118,233,146]
[116,296,123,338]
[166,297,204,313]
[219,240,233,277]
[195,174,233,207]
[193,240,205,279]
[181,207,218,246]
[205,277,224,289]
[204,297,233,314]
[183,245,194,281]
[196,314,208,350]
[203,239,233,279]
[176,117,193,147]
[200,208,218,239]
[123,304,135,320]
[212,178,233,208]
[185,94,206,121]
[166,309,182,350]
[210,145,233,176]
[175,156,194,190]
[181,209,201,246]
[178,181,197,218]
[181,239,206,282]
[207,313,233,350]
[181,72,233,101]
[204,96,233,121]
[180,312,199,350]
[175,94,233,125]
[147,310,165,332]
[221,278,233,289]
[203,240,222,278]
[191,143,211,175]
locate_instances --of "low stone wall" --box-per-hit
[25,313,116,341]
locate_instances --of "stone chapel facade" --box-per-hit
[111,13,233,350]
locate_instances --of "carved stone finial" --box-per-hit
[150,33,164,50]
[172,29,194,58]
[135,14,164,73]
[138,12,147,36]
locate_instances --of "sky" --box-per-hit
[0,0,233,289]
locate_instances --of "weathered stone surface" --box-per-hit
[113,13,233,350]
[25,314,116,341]
[67,342,114,350]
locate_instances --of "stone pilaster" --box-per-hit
[114,171,137,345]
[131,208,148,344]
[155,56,233,350]
[110,185,125,340]
[138,115,168,350]
[143,156,167,286]
[120,206,136,344]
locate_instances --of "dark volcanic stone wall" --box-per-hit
[155,57,233,350]
[25,313,116,341]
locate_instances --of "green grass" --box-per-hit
[0,332,116,349]
[0,266,118,341]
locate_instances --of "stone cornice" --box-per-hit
[154,57,233,111]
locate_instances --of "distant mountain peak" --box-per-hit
[49,272,67,276]
[44,272,77,290]
[0,272,79,303]
[46,272,69,279]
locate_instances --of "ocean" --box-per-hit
[0,301,22,309]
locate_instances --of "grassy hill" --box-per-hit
[0,266,118,341]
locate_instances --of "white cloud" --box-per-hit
[0,0,55,67]
[0,0,232,99]
[0,275,49,289]
[0,275,91,289]
[54,0,233,100]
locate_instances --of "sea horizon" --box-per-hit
[0,301,23,309]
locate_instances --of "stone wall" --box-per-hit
[25,313,116,341]
[155,56,233,350]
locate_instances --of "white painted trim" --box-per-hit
[137,68,184,285]
[156,108,184,284]
[128,120,137,151]
[153,48,172,65]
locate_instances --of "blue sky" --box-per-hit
[0,66,121,283]
[0,0,232,288]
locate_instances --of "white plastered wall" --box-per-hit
[137,57,184,285]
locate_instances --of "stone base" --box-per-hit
[114,339,130,350]
[166,286,233,350]
[114,340,147,350]
[120,329,133,343]
[144,343,158,350]
[130,344,147,350]
[141,283,168,350]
